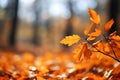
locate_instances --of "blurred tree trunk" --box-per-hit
[9,0,19,46]
[65,0,73,36]
[33,8,39,45]
[33,0,41,45]
[109,0,119,34]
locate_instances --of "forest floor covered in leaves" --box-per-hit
[0,49,120,80]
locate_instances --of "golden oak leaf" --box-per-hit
[104,19,114,32]
[87,28,101,40]
[109,31,120,41]
[84,22,94,35]
[60,35,81,46]
[88,8,100,24]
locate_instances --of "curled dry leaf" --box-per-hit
[88,28,101,37]
[87,28,101,40]
[60,35,81,46]
[73,44,85,61]
[104,19,114,32]
[73,43,92,61]
[88,8,100,24]
[84,47,92,60]
[84,22,94,35]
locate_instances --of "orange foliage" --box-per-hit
[60,8,119,63]
[88,8,100,24]
[104,19,114,32]
[87,27,101,40]
[73,43,92,61]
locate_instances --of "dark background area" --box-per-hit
[0,0,120,53]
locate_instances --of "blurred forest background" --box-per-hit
[0,0,120,53]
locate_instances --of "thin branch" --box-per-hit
[94,47,120,62]
[102,34,119,60]
[84,38,120,62]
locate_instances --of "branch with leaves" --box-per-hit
[60,8,120,62]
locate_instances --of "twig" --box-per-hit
[102,34,119,61]
[85,38,120,62]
